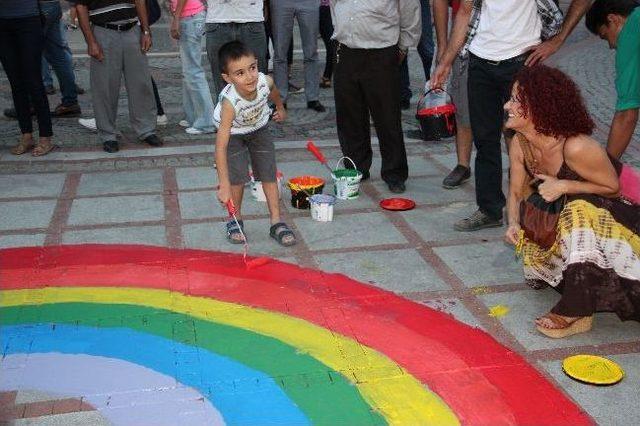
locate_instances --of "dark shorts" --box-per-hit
[226,126,277,185]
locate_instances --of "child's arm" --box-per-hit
[266,75,287,123]
[215,99,236,204]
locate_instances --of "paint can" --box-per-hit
[287,176,325,209]
[331,157,362,200]
[309,194,336,222]
[250,171,284,202]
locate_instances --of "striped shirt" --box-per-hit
[75,0,138,25]
[460,0,563,58]
[213,73,271,135]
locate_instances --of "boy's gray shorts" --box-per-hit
[449,55,470,127]
[226,126,277,185]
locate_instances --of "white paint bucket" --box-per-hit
[309,194,336,222]
[331,157,362,200]
[250,171,284,202]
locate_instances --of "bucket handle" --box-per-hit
[417,88,456,114]
[334,156,358,172]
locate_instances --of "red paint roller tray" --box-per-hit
[379,198,416,211]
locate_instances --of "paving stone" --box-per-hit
[175,167,218,190]
[179,190,273,220]
[0,200,57,231]
[478,288,640,351]
[434,241,522,287]
[13,411,110,426]
[76,170,163,196]
[0,234,46,248]
[0,174,66,199]
[293,212,407,251]
[541,353,640,426]
[67,195,164,226]
[401,202,505,242]
[314,248,448,292]
[420,298,484,330]
[63,226,166,246]
[372,176,472,206]
[182,219,296,258]
[371,155,444,178]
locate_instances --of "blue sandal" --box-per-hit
[226,220,245,244]
[269,222,296,247]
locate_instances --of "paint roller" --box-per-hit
[224,199,270,270]
[306,140,334,174]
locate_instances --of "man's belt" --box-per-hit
[93,21,138,32]
[469,52,529,66]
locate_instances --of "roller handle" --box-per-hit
[225,199,237,216]
[306,140,327,165]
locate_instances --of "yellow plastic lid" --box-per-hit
[562,354,624,385]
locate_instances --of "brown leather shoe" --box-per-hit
[51,103,81,117]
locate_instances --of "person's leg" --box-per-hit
[333,46,373,179]
[318,5,334,81]
[296,0,320,103]
[363,46,408,186]
[41,56,54,90]
[205,23,234,100]
[180,12,215,132]
[91,26,122,143]
[40,0,78,108]
[270,0,295,101]
[151,77,164,116]
[399,58,411,108]
[121,27,157,140]
[238,22,268,75]
[417,0,434,80]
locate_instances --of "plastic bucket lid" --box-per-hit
[310,194,337,205]
[288,176,324,190]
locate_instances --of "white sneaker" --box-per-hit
[78,117,97,130]
[179,120,190,128]
[156,114,168,125]
[185,127,215,135]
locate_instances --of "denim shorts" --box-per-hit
[226,126,277,185]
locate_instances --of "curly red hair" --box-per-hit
[513,65,595,138]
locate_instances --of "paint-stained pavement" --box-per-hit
[1,3,640,424]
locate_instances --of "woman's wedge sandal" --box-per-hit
[269,222,296,247]
[11,139,34,155]
[535,313,593,338]
[226,220,246,244]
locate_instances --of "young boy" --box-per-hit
[214,41,295,246]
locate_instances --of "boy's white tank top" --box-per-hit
[213,72,271,135]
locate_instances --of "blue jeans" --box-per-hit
[400,0,434,101]
[180,12,215,131]
[42,56,53,88]
[40,0,77,106]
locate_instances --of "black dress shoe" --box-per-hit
[143,134,163,147]
[387,181,406,194]
[103,140,119,153]
[442,164,471,189]
[307,100,326,113]
[51,103,81,117]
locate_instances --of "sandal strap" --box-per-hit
[227,220,244,233]
[270,222,291,237]
[539,312,571,329]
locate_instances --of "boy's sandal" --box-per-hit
[11,139,34,155]
[535,312,593,339]
[269,222,296,247]
[32,141,55,157]
[226,220,246,244]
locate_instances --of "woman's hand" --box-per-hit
[170,17,180,39]
[535,174,567,202]
[505,223,522,246]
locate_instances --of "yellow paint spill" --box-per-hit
[471,286,489,295]
[489,305,510,318]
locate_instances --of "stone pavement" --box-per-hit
[1,6,640,425]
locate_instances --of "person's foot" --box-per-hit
[75,84,86,95]
[179,120,190,128]
[10,135,34,155]
[387,181,406,194]
[535,313,593,339]
[103,140,119,153]
[45,85,56,95]
[78,117,97,130]
[453,209,503,232]
[156,114,168,125]
[307,101,326,113]
[400,98,411,110]
[185,127,214,135]
[51,103,81,117]
[4,107,35,119]
[32,138,55,157]
[288,83,304,94]
[442,164,471,189]
[320,76,331,88]
[143,134,163,147]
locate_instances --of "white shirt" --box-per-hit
[469,0,542,61]
[206,0,263,24]
[213,72,271,135]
